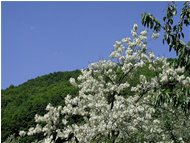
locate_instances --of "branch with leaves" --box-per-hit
[142,2,190,71]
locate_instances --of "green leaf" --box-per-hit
[169,45,172,51]
[178,34,181,39]
[150,21,154,29]
[167,37,170,44]
[170,19,173,25]
[181,32,184,38]
[173,25,177,31]
[172,10,177,16]
[163,16,166,21]
[180,40,186,45]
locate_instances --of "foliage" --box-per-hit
[2,134,21,143]
[19,24,190,143]
[1,70,81,142]
[142,1,190,71]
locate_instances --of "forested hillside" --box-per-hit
[2,64,157,142]
[1,70,81,142]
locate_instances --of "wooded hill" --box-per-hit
[1,61,169,142]
[2,70,80,142]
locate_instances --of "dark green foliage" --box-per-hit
[142,2,190,71]
[1,70,81,142]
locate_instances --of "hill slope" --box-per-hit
[1,70,81,142]
[1,63,160,142]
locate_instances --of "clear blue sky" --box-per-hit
[2,1,189,89]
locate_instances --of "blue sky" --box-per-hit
[2,1,189,89]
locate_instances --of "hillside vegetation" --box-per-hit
[2,64,156,142]
[2,70,80,142]
[1,60,184,143]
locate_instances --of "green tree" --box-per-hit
[142,2,190,71]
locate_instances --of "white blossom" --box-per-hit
[152,32,160,39]
[69,78,77,87]
[19,130,26,137]
[140,30,147,36]
[20,24,190,143]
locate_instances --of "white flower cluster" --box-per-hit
[132,58,190,103]
[20,24,190,143]
[151,32,160,39]
[20,103,64,142]
[69,78,77,87]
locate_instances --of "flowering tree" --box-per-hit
[19,24,190,143]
